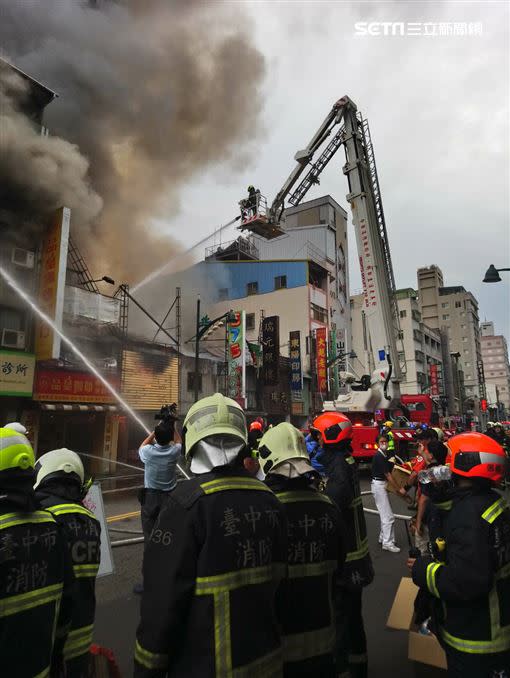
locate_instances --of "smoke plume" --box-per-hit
[0,0,265,281]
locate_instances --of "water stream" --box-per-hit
[0,264,190,479]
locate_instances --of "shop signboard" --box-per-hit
[262,316,280,386]
[316,327,328,393]
[35,207,71,360]
[429,364,439,396]
[226,311,246,407]
[0,350,36,396]
[289,331,303,400]
[33,368,118,403]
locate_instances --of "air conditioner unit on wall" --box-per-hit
[1,329,26,350]
[11,248,35,269]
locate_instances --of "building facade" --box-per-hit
[480,321,510,417]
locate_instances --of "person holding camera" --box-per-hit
[138,420,182,545]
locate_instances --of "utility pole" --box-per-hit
[194,296,201,403]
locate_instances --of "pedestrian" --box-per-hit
[313,412,374,678]
[34,448,101,678]
[410,432,510,676]
[134,393,287,677]
[371,433,409,553]
[0,426,73,678]
[134,419,182,595]
[258,422,345,677]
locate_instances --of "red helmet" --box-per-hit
[249,421,263,432]
[312,412,352,445]
[447,432,506,483]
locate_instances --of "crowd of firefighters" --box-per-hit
[1,396,509,678]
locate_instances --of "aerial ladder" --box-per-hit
[238,95,406,413]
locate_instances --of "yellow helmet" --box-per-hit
[258,423,312,476]
[182,393,247,459]
[34,448,85,489]
[384,421,394,429]
[0,427,35,472]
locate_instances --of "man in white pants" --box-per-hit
[371,434,409,552]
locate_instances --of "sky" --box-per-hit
[152,0,509,339]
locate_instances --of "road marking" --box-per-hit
[107,510,141,523]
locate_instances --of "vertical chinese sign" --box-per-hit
[262,316,279,386]
[429,364,439,396]
[35,207,71,360]
[226,311,246,407]
[330,328,339,396]
[316,327,328,393]
[289,331,302,401]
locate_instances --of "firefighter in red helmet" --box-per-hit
[410,432,510,676]
[313,412,374,678]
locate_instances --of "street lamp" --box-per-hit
[91,275,116,285]
[482,265,510,283]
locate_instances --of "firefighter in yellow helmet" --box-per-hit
[0,427,73,678]
[382,420,395,452]
[34,448,101,678]
[258,422,346,677]
[135,393,287,677]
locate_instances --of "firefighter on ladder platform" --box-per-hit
[410,432,510,676]
[245,185,260,218]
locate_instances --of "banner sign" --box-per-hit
[33,368,118,403]
[226,311,246,407]
[262,316,280,386]
[289,331,303,400]
[330,329,339,396]
[429,364,439,396]
[316,327,328,393]
[0,351,36,397]
[35,207,71,360]
[83,483,114,577]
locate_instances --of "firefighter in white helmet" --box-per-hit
[0,427,73,677]
[34,448,101,678]
[135,393,287,677]
[258,422,346,677]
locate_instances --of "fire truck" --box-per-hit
[238,95,447,461]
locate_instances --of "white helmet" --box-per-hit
[34,448,85,489]
[5,422,28,435]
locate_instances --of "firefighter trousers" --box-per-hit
[335,587,367,678]
[445,647,510,678]
[140,489,171,542]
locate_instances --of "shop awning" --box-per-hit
[40,403,119,412]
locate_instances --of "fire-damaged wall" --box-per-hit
[121,348,178,412]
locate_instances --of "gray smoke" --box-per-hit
[0,0,265,281]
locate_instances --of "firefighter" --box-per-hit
[248,419,264,453]
[258,422,346,677]
[382,420,395,452]
[34,448,101,678]
[246,184,259,216]
[410,432,510,676]
[0,426,73,678]
[135,393,287,677]
[313,412,374,678]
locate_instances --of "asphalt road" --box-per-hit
[95,473,497,677]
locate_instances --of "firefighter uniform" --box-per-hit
[266,475,345,677]
[39,497,101,677]
[321,447,374,678]
[413,488,510,674]
[135,469,287,678]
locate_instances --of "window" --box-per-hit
[465,362,471,367]
[274,275,287,290]
[442,314,450,320]
[462,337,468,342]
[461,324,466,329]
[246,313,255,331]
[455,301,462,308]
[398,330,404,340]
[399,310,407,319]
[218,288,229,301]
[246,281,258,296]
[311,304,327,323]
[441,302,449,308]
[187,372,202,392]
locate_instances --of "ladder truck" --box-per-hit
[239,96,446,459]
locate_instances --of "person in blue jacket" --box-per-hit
[305,427,326,475]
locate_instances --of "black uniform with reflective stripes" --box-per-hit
[413,486,510,670]
[265,475,346,677]
[135,467,287,678]
[321,446,374,678]
[38,493,101,678]
[0,503,73,678]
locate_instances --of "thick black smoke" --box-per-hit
[0,0,265,281]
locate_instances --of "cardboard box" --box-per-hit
[387,464,412,495]
[387,577,447,673]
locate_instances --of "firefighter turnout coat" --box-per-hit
[135,468,287,678]
[38,491,101,676]
[321,448,374,589]
[1,500,73,678]
[412,487,510,656]
[266,475,345,677]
